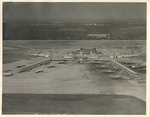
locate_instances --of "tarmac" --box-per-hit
[3,59,146,101]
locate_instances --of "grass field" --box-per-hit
[2,94,146,114]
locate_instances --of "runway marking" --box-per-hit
[71,65,79,79]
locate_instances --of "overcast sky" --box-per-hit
[3,2,146,21]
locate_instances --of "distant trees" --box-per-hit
[3,21,146,40]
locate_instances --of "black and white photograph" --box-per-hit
[1,1,148,115]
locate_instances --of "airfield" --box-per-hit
[2,40,146,114]
[3,58,146,99]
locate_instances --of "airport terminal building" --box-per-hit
[73,48,102,55]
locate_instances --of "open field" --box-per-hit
[3,94,146,114]
[3,40,146,114]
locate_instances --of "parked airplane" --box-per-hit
[26,53,49,57]
[122,75,130,80]
[103,69,113,73]
[58,61,65,64]
[109,74,121,79]
[35,69,43,73]
[48,64,54,68]
[131,64,145,69]
[16,65,25,68]
[3,72,13,76]
[131,64,138,68]
[99,65,107,68]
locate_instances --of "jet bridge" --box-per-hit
[18,58,52,73]
[110,59,139,78]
